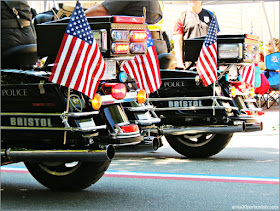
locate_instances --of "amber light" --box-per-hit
[120,124,139,133]
[249,88,255,98]
[112,43,130,54]
[91,93,102,110]
[137,89,146,104]
[231,86,236,98]
[130,31,147,42]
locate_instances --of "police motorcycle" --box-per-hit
[1,14,157,191]
[144,33,263,158]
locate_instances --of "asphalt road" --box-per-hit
[1,107,279,211]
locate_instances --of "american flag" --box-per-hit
[240,64,255,87]
[196,17,219,87]
[49,1,105,99]
[121,30,161,94]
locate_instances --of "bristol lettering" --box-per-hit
[2,89,27,97]
[10,117,52,127]
[169,100,203,107]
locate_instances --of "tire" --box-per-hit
[166,133,233,158]
[25,160,110,191]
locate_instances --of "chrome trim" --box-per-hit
[101,92,138,105]
[159,69,197,74]
[243,99,257,103]
[1,111,100,117]
[149,96,233,102]
[161,77,196,81]
[116,133,141,139]
[0,125,106,132]
[149,122,245,135]
[154,105,238,111]
[3,145,115,162]
[135,118,161,125]
[124,105,155,111]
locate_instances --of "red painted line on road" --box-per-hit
[104,174,279,184]
[1,169,29,174]
[2,168,279,185]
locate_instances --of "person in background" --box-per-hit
[1,0,36,52]
[267,38,279,54]
[173,1,219,69]
[84,0,162,25]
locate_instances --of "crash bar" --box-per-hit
[0,111,100,117]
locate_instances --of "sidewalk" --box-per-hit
[260,105,279,134]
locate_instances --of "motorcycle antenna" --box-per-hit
[143,7,146,20]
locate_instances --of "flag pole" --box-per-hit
[212,12,216,116]
[63,87,71,145]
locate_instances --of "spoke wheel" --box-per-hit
[166,133,233,158]
[25,160,110,191]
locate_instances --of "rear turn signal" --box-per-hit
[249,88,255,98]
[91,93,102,110]
[137,89,146,104]
[231,86,236,98]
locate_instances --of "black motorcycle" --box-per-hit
[144,34,263,158]
[1,15,156,191]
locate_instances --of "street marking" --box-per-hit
[1,166,279,185]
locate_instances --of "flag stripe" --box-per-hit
[70,42,90,89]
[241,65,255,86]
[49,34,68,82]
[73,44,91,90]
[65,40,85,87]
[56,36,77,85]
[78,42,97,93]
[82,42,98,94]
[51,34,73,83]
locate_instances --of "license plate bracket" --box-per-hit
[102,60,117,80]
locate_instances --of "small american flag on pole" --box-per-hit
[240,64,255,87]
[49,1,105,99]
[196,16,220,87]
[121,30,161,94]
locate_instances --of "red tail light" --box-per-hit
[245,110,254,115]
[238,82,246,93]
[102,83,127,100]
[257,111,265,116]
[130,31,147,42]
[120,124,139,133]
[113,16,145,24]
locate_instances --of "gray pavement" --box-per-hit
[1,106,279,210]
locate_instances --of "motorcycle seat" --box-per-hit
[1,44,38,69]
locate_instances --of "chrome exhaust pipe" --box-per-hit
[115,136,162,153]
[4,145,115,162]
[150,121,245,136]
[244,121,263,132]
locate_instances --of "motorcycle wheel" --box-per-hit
[166,133,233,158]
[25,160,110,191]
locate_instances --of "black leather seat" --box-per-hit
[1,44,38,69]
